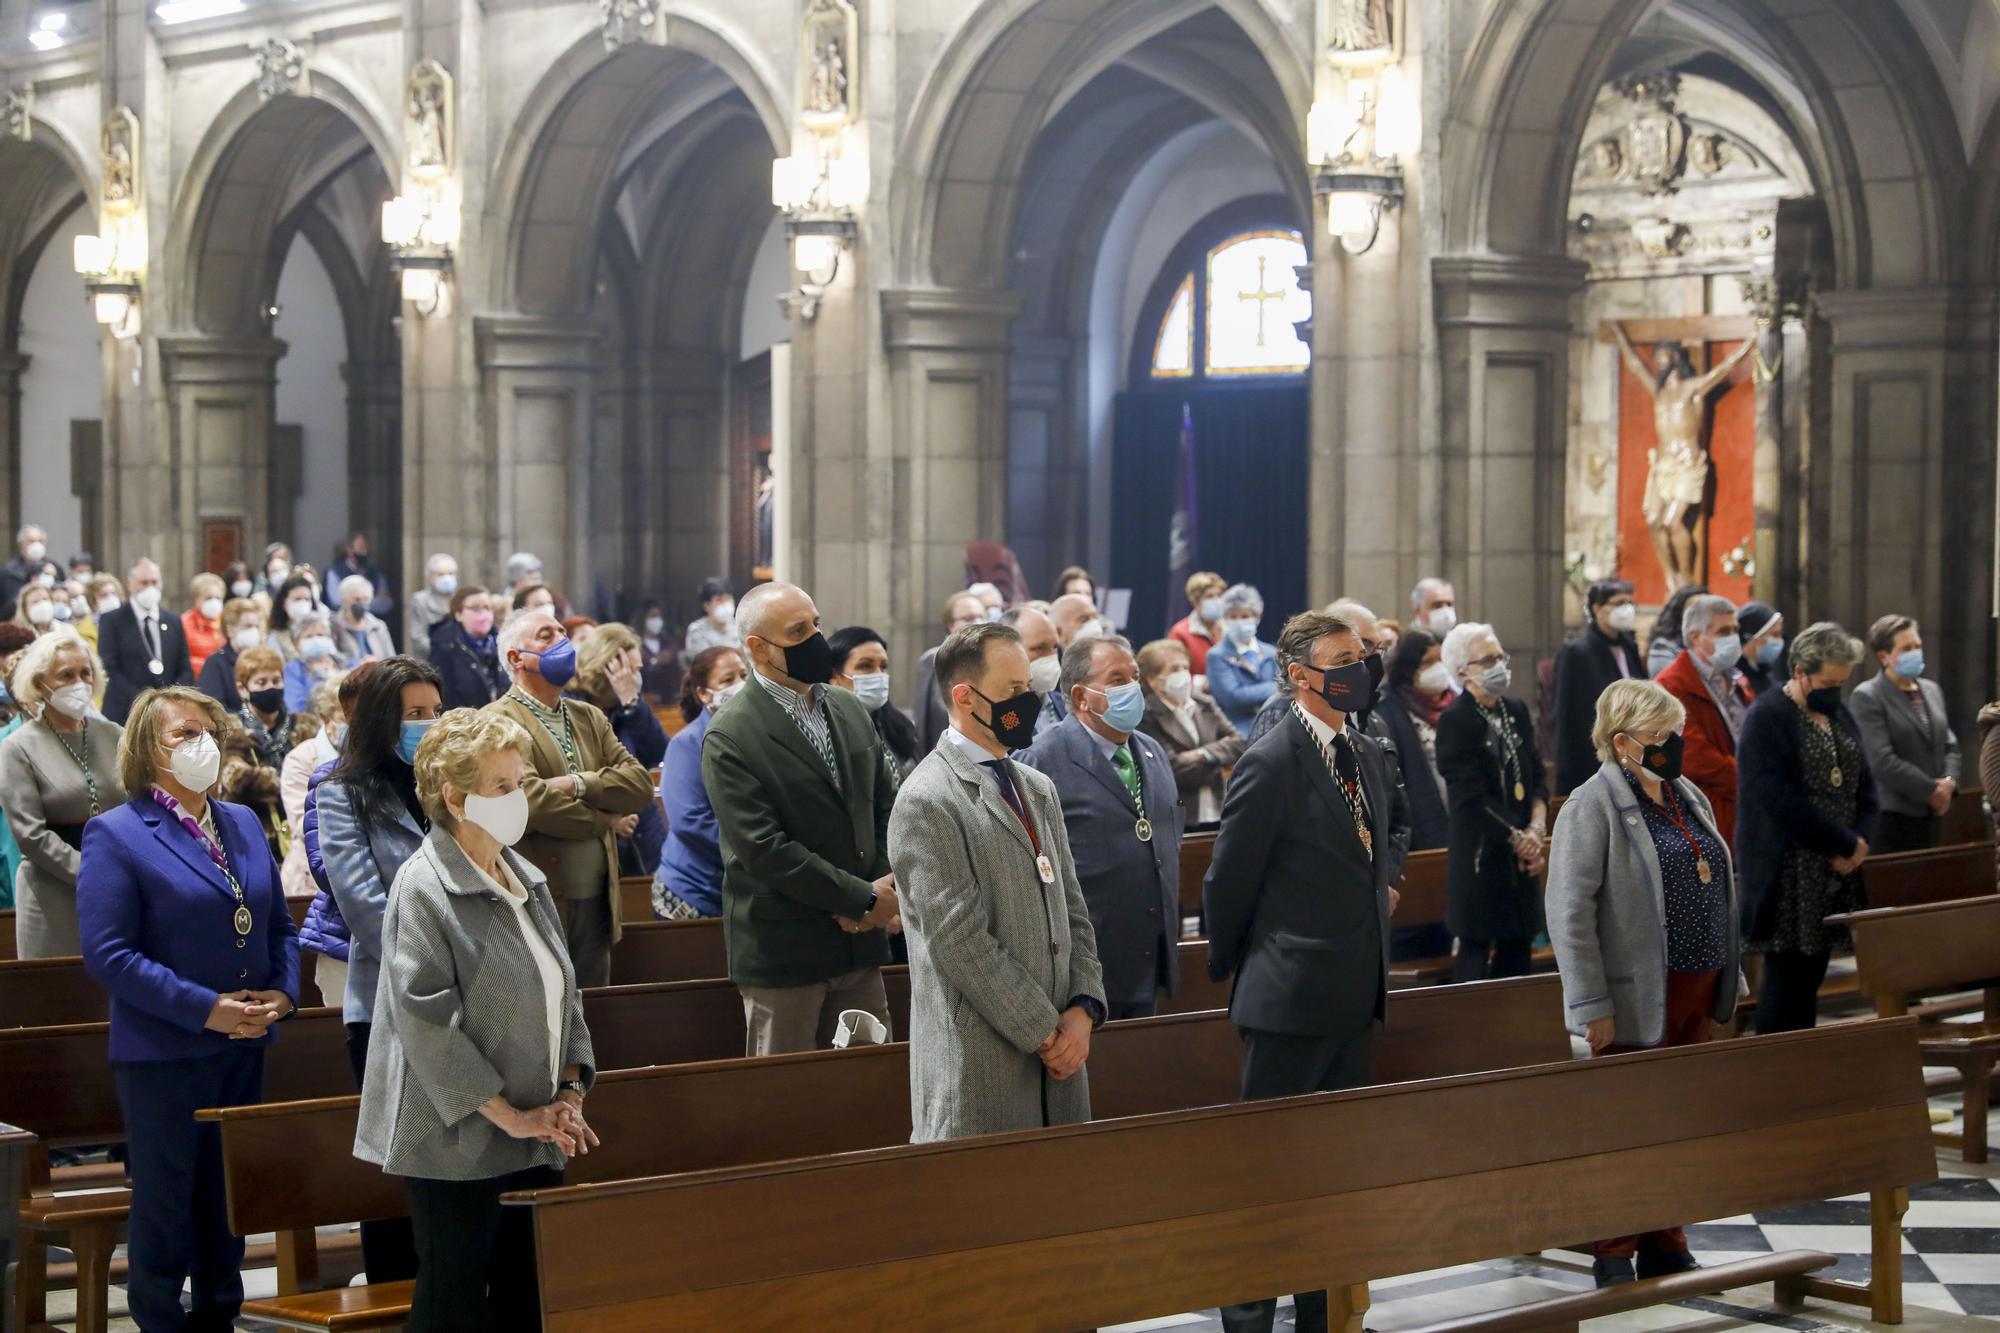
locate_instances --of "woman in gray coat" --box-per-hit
[1547,678,1742,1291]
[0,629,126,956]
[355,708,598,1333]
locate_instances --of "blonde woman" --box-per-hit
[0,629,127,955]
[356,708,597,1332]
[182,571,228,678]
[570,622,665,874]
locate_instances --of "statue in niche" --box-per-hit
[1326,0,1394,62]
[102,107,138,210]
[4,89,29,142]
[406,60,451,178]
[801,0,858,128]
[1614,324,1755,592]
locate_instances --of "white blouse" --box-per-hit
[475,856,566,1086]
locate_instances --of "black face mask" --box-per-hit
[777,632,837,686]
[1304,660,1375,716]
[1632,732,1684,783]
[1804,683,1843,716]
[248,686,286,716]
[971,687,1043,752]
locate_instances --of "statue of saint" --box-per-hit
[1613,324,1754,592]
[407,62,450,177]
[808,32,847,117]
[1327,0,1393,57]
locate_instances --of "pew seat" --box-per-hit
[1400,1251,1837,1333]
[245,1279,416,1331]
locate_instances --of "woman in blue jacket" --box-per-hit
[315,654,442,1284]
[652,645,747,918]
[77,686,299,1333]
[1206,583,1278,735]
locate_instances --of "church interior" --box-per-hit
[4,0,2000,1328]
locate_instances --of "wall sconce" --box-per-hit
[73,230,143,338]
[1308,75,1406,257]
[772,136,864,320]
[382,189,458,317]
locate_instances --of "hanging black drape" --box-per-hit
[1110,383,1309,642]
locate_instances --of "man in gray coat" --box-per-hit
[889,621,1106,1143]
[1020,634,1183,1018]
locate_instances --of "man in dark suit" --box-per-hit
[100,557,193,723]
[704,581,903,1055]
[911,589,988,750]
[0,522,47,617]
[1551,577,1647,795]
[1204,608,1410,1333]
[1020,633,1183,1019]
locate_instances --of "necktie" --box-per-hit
[142,615,161,664]
[982,758,1027,821]
[1111,743,1142,805]
[1328,733,1374,860]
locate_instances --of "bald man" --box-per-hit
[1048,592,1103,652]
[1004,604,1068,738]
[703,582,903,1054]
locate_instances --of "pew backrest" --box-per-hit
[1832,894,2000,1006]
[1861,843,1996,911]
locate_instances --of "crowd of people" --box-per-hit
[0,515,1985,1323]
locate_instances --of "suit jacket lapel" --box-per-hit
[1067,727,1138,811]
[938,735,1036,857]
[748,678,841,795]
[1146,699,1197,750]
[148,804,233,901]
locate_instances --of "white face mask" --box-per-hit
[96,595,121,616]
[1424,605,1457,635]
[285,599,314,623]
[712,601,736,625]
[1419,662,1455,695]
[1607,603,1638,633]
[233,627,263,651]
[46,681,92,719]
[1161,669,1193,704]
[23,541,46,563]
[268,563,290,584]
[433,573,458,596]
[34,572,55,590]
[462,787,530,847]
[52,602,72,622]
[707,679,746,712]
[69,598,89,620]
[1028,653,1063,696]
[163,731,221,791]
[643,616,665,637]
[132,585,162,614]
[199,597,224,621]
[849,672,891,711]
[298,634,337,661]
[231,579,253,598]
[25,600,53,625]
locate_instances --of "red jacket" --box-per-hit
[1655,650,1750,844]
[1167,614,1216,678]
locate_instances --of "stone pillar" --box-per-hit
[1432,254,1588,675]
[154,335,286,578]
[1004,334,1080,595]
[344,358,403,595]
[473,316,599,603]
[874,287,1022,678]
[0,351,25,534]
[1811,287,1997,727]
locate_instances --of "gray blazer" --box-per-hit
[355,830,595,1181]
[888,736,1106,1143]
[1849,673,1960,817]
[0,718,127,958]
[1545,763,1743,1048]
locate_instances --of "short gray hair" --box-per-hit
[1681,593,1738,643]
[1220,583,1263,618]
[1788,621,1863,678]
[496,608,557,683]
[1439,621,1498,680]
[9,627,99,711]
[1411,577,1452,612]
[1058,633,1134,702]
[505,551,542,582]
[425,552,456,575]
[290,608,332,639]
[16,524,42,544]
[337,574,374,604]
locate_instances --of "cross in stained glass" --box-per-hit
[1237,255,1287,347]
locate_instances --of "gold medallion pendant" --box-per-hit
[233,905,254,936]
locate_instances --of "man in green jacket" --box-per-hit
[703,581,902,1055]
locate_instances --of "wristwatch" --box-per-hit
[864,891,878,916]
[558,1078,586,1099]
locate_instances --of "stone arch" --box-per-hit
[489,19,788,316]
[895,0,1311,290]
[1444,0,1962,288]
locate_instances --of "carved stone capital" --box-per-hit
[255,39,308,101]
[600,0,659,51]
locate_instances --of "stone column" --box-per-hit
[153,335,286,578]
[344,358,403,594]
[1004,334,1080,595]
[473,315,599,603]
[1811,286,1997,726]
[1432,254,1588,674]
[0,351,25,534]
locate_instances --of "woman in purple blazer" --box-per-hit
[77,685,300,1333]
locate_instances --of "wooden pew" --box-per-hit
[207,977,1568,1329]
[1862,840,1995,909]
[513,1020,1934,1333]
[1177,829,1215,915]
[618,874,653,925]
[1941,785,1991,847]
[0,909,13,961]
[1832,893,2000,1162]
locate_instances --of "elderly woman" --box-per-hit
[356,707,598,1332]
[284,608,345,712]
[236,644,299,769]
[181,572,228,677]
[1207,583,1277,736]
[281,675,345,899]
[572,622,668,874]
[76,686,298,1332]
[830,625,924,779]
[654,645,747,919]
[1848,614,1959,853]
[1737,622,1878,1034]
[1547,679,1741,1287]
[1135,637,1242,826]
[0,630,128,955]
[1166,571,1227,683]
[318,655,443,1284]
[1435,622,1549,981]
[430,583,505,710]
[335,574,397,663]
[14,580,59,636]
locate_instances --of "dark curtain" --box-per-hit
[1111,383,1309,643]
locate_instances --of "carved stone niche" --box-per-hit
[801,0,859,132]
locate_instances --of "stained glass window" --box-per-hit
[1148,228,1310,381]
[1153,276,1194,378]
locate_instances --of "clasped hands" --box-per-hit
[205,989,293,1040]
[492,1092,601,1159]
[1829,836,1870,876]
[1927,777,1955,817]
[835,874,903,936]
[1510,827,1547,875]
[1039,1005,1093,1080]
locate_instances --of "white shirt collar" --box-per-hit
[943,722,1000,767]
[1291,700,1347,753]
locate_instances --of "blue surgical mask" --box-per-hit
[1708,634,1742,671]
[1093,681,1147,733]
[531,636,578,687]
[432,573,457,596]
[1200,597,1226,624]
[1756,636,1784,667]
[396,718,435,764]
[1894,649,1924,680]
[850,672,891,711]
[1225,619,1258,647]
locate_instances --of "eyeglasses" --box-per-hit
[157,724,213,747]
[1467,652,1510,670]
